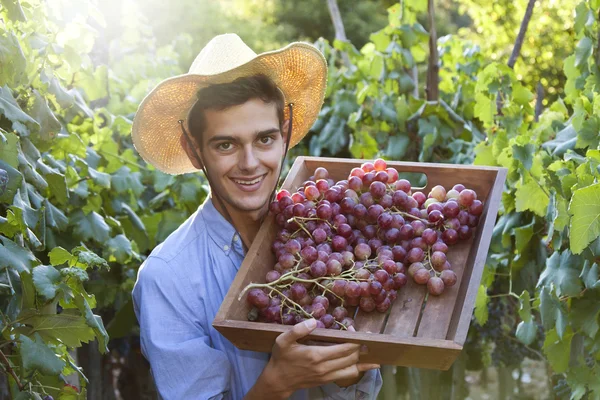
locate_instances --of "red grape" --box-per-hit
[386,168,399,183]
[247,289,270,309]
[360,297,376,312]
[395,179,411,194]
[361,162,375,173]
[413,268,431,285]
[374,158,387,171]
[469,200,484,216]
[427,277,445,295]
[314,167,329,180]
[440,270,457,287]
[412,192,426,207]
[458,189,476,207]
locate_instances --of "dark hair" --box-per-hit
[188,74,285,146]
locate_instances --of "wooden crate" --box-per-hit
[213,156,507,370]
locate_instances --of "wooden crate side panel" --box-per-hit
[213,320,462,370]
[447,168,507,344]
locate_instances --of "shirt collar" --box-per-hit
[199,197,243,256]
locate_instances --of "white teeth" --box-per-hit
[233,176,263,185]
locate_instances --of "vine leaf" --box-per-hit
[70,210,110,243]
[538,250,583,297]
[569,182,600,254]
[543,327,573,374]
[32,265,61,300]
[20,310,96,348]
[474,284,488,325]
[0,85,37,135]
[515,176,549,217]
[19,333,66,376]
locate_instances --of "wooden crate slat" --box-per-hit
[415,238,472,339]
[383,275,427,337]
[354,309,388,334]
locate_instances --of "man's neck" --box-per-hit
[211,195,266,246]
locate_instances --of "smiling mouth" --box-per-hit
[231,175,266,185]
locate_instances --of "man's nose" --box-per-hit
[239,145,260,171]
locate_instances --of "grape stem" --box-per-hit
[269,287,313,319]
[390,208,433,225]
[238,267,307,301]
[290,276,345,304]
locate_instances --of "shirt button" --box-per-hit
[223,245,229,251]
[233,235,239,242]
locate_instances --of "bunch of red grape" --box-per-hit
[241,159,483,330]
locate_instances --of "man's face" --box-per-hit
[199,98,285,215]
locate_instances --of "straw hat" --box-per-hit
[131,34,328,175]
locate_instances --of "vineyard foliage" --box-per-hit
[0,0,600,398]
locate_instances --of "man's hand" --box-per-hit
[246,319,379,399]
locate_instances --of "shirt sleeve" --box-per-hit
[307,369,383,400]
[133,256,232,400]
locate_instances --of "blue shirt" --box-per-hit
[133,197,382,400]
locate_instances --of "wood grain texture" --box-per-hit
[213,157,507,369]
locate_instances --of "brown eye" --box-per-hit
[218,142,232,150]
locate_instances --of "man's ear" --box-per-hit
[281,119,290,148]
[179,133,204,170]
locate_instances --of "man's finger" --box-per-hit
[316,349,361,374]
[276,319,318,348]
[320,363,380,384]
[306,342,360,362]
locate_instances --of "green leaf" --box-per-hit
[74,294,109,353]
[543,327,573,373]
[512,143,535,170]
[515,176,549,217]
[19,333,66,375]
[32,265,61,300]
[579,261,600,289]
[569,182,600,254]
[0,0,27,21]
[514,220,534,254]
[538,250,583,297]
[575,37,593,68]
[20,271,35,310]
[570,295,600,338]
[45,172,69,205]
[0,236,37,273]
[28,90,61,141]
[111,166,144,196]
[0,31,26,87]
[70,210,110,243]
[349,130,378,159]
[104,234,132,264]
[512,84,534,105]
[473,92,494,125]
[474,285,488,325]
[518,290,532,322]
[48,247,75,267]
[539,287,567,336]
[576,116,600,149]
[0,159,22,202]
[0,85,37,135]
[516,320,536,346]
[60,267,88,282]
[72,247,108,269]
[0,130,19,168]
[20,310,96,348]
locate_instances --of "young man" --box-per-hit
[131,34,382,399]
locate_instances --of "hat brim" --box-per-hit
[131,42,327,175]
